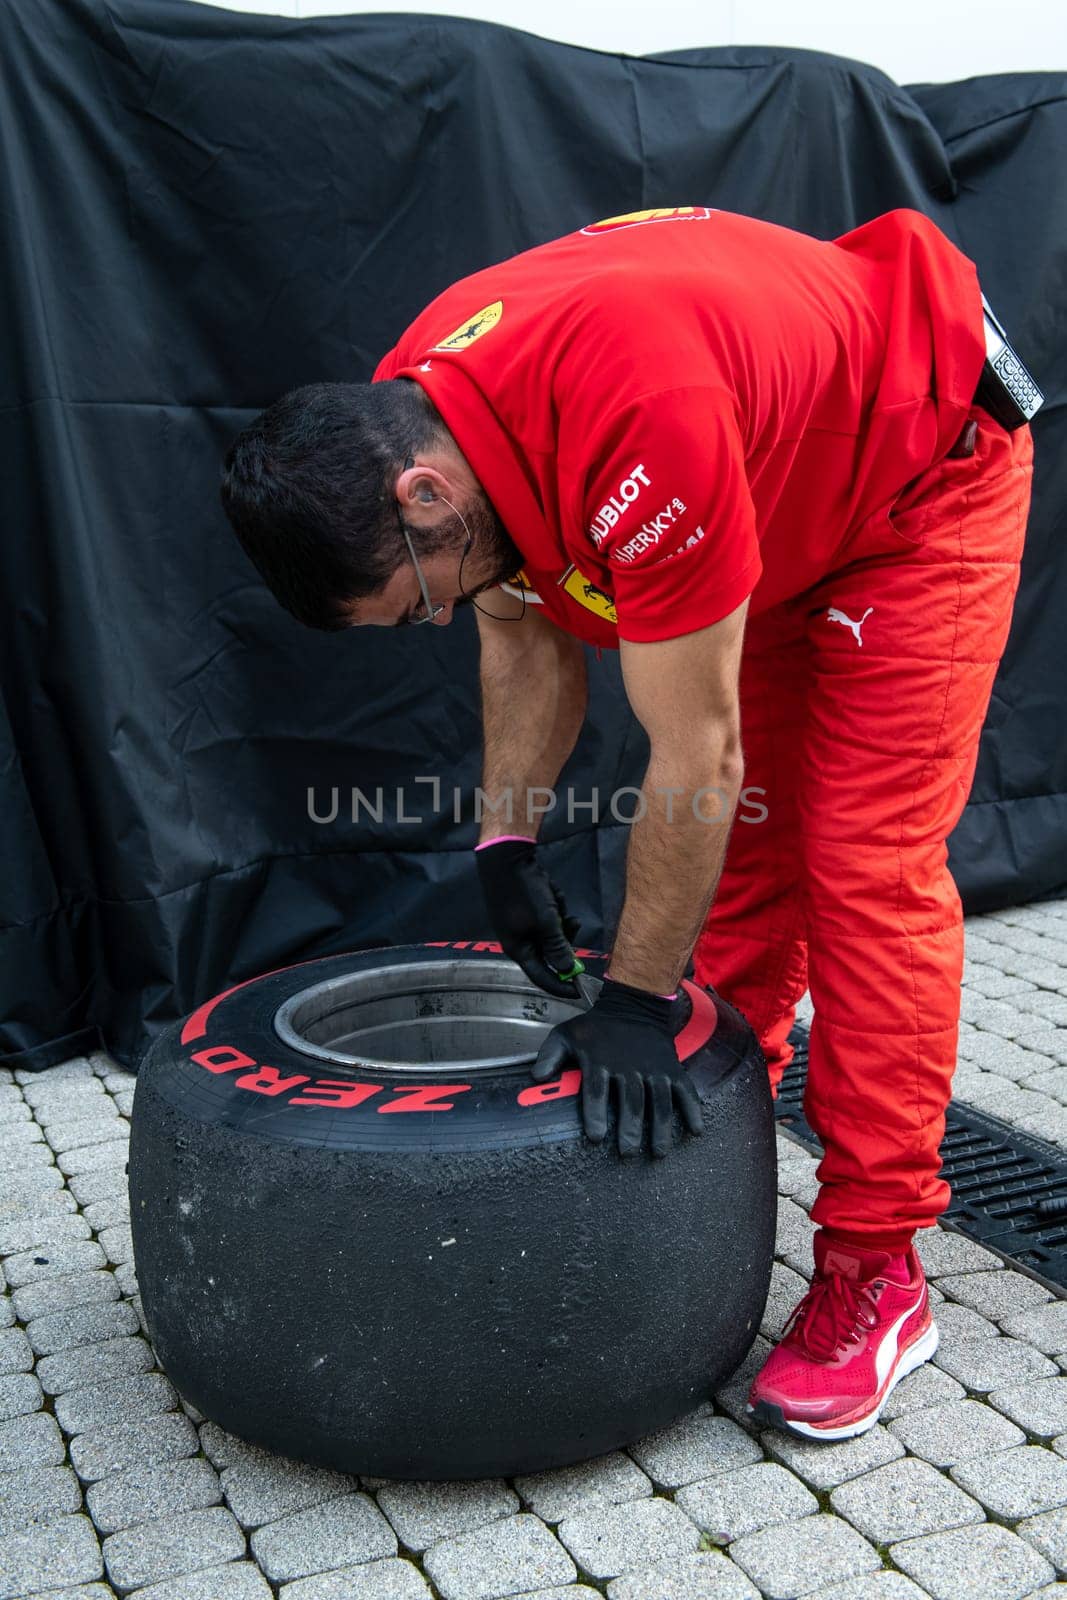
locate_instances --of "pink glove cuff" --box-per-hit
[474,834,535,851]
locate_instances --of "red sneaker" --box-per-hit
[746,1232,938,1441]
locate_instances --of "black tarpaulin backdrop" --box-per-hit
[1,0,1064,1071]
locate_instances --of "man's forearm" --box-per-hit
[607,739,743,993]
[478,620,588,842]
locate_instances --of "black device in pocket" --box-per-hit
[977,295,1045,431]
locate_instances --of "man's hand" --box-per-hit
[475,837,582,998]
[532,977,704,1157]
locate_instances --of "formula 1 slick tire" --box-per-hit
[130,941,775,1480]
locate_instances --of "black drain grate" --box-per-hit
[777,1023,1067,1294]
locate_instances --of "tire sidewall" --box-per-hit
[139,941,753,1155]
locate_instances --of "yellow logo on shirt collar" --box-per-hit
[499,566,544,604]
[430,301,503,352]
[581,206,714,235]
[562,566,617,625]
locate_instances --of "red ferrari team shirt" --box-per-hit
[372,206,986,648]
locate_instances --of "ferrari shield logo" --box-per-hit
[430,301,503,352]
[563,567,617,625]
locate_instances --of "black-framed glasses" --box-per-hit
[392,456,525,624]
[395,457,444,625]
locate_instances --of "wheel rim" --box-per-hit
[273,957,585,1073]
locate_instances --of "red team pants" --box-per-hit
[694,411,1034,1247]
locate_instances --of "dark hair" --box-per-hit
[219,380,452,630]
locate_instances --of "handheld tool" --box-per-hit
[554,957,601,1010]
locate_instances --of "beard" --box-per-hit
[449,494,525,608]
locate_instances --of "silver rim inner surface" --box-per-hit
[274,958,585,1073]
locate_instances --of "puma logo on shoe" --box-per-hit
[827,606,873,646]
[822,1249,863,1280]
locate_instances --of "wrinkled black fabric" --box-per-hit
[1,0,1064,1069]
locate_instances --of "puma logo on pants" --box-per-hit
[827,606,873,646]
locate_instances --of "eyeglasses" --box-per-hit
[395,458,444,625]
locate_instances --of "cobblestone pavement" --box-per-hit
[2,899,1067,1599]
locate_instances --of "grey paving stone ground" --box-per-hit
[68,1166,130,1206]
[0,1327,32,1375]
[880,1363,966,1420]
[937,1269,1053,1320]
[929,1300,1000,1345]
[676,1461,818,1542]
[629,1412,763,1488]
[762,1424,905,1491]
[55,1371,179,1435]
[249,1493,397,1581]
[1016,1505,1067,1574]
[888,1398,1026,1466]
[0,1142,55,1179]
[46,1115,125,1155]
[220,1457,356,1530]
[730,1513,881,1598]
[11,1266,120,1322]
[86,1455,223,1534]
[0,1371,42,1420]
[808,1578,931,1600]
[951,1445,1067,1520]
[933,1333,1058,1391]
[0,1165,62,1200]
[558,1496,699,1579]
[128,1564,273,1599]
[891,1521,1056,1599]
[57,1139,130,1179]
[37,1333,154,1395]
[0,1208,90,1257]
[830,1456,983,1543]
[0,1511,103,1599]
[914,1228,1004,1277]
[512,1588,601,1600]
[987,1376,1067,1437]
[762,1261,813,1340]
[1001,1301,1067,1355]
[279,1558,433,1599]
[424,1513,576,1599]
[0,1410,66,1469]
[22,1585,116,1600]
[376,1478,519,1551]
[69,1411,201,1482]
[0,1462,82,1537]
[605,1551,761,1598]
[26,1295,140,1356]
[514,1452,652,1522]
[103,1505,246,1591]
[84,1196,131,1233]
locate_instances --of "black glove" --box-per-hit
[532,976,705,1157]
[475,837,582,999]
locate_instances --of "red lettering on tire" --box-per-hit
[290,1080,384,1109]
[233,1064,311,1097]
[377,1084,472,1113]
[191,1045,258,1075]
[517,1070,582,1106]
